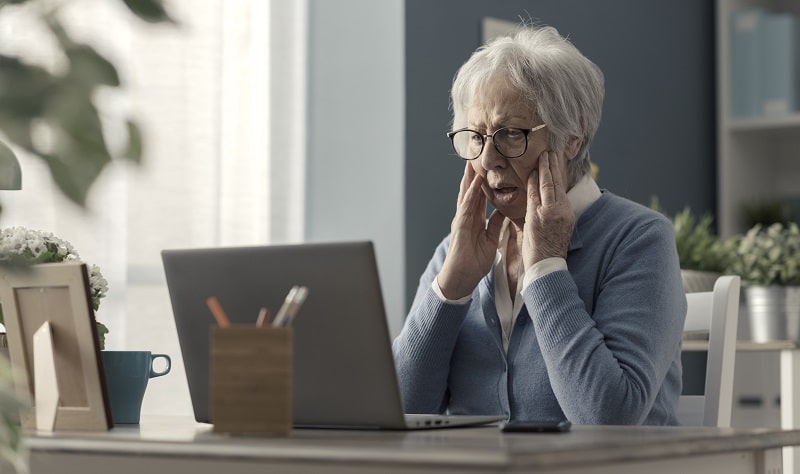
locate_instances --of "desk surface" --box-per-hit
[21,416,800,473]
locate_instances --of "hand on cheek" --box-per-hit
[437,162,505,300]
[522,151,576,269]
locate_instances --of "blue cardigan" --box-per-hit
[393,191,686,425]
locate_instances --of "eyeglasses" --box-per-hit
[446,124,547,160]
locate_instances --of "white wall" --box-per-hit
[305,0,406,337]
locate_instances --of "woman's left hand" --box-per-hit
[522,150,575,269]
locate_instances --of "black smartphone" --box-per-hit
[500,420,572,433]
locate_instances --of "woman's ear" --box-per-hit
[567,137,582,160]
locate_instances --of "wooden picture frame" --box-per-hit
[0,261,111,431]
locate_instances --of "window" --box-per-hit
[0,0,307,416]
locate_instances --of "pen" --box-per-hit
[256,307,270,328]
[272,285,308,327]
[272,286,299,327]
[206,296,231,328]
[283,286,308,326]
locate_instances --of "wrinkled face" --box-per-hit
[465,80,566,224]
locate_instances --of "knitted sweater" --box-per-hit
[393,191,686,425]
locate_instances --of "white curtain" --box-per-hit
[0,0,307,416]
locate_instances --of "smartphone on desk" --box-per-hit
[500,419,571,433]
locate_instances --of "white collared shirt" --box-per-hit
[433,175,602,351]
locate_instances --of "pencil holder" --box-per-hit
[210,326,293,434]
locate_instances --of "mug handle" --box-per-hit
[149,353,171,378]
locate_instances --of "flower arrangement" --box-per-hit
[726,222,800,286]
[0,226,109,348]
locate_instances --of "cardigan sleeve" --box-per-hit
[522,217,686,424]
[392,236,471,414]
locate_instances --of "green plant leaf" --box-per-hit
[0,119,33,153]
[41,151,107,206]
[124,119,143,164]
[67,45,120,87]
[664,206,726,272]
[728,222,800,285]
[46,18,120,88]
[45,81,113,165]
[0,140,21,190]
[0,140,13,160]
[95,321,108,350]
[122,0,176,24]
[0,0,167,210]
[0,55,55,120]
[0,0,30,7]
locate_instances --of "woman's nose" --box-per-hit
[479,139,506,170]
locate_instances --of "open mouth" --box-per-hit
[493,186,518,204]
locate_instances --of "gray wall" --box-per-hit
[405,0,716,308]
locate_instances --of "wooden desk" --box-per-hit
[685,338,800,473]
[13,416,800,474]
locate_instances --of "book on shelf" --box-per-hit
[760,12,800,116]
[730,8,800,119]
[731,8,763,118]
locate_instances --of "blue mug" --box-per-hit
[101,351,171,424]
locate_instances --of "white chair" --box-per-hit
[677,275,741,427]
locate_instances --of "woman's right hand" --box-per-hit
[436,163,504,300]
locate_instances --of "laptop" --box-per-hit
[161,240,504,430]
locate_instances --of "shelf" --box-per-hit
[682,339,798,352]
[728,113,800,133]
[717,0,800,236]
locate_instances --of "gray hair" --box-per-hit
[450,25,604,186]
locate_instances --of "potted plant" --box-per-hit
[0,226,109,348]
[651,199,728,292]
[725,222,800,342]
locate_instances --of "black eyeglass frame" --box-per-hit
[445,124,547,161]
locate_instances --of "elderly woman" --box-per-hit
[393,25,686,425]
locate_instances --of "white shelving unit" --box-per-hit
[717,0,800,238]
[718,0,800,439]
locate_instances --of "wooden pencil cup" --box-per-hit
[210,326,293,434]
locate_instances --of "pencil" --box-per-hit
[206,296,231,328]
[256,307,270,328]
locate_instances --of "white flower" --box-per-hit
[0,226,108,311]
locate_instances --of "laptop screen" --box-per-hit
[161,241,409,428]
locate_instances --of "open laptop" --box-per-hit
[161,240,504,430]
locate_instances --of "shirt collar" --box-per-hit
[568,175,602,220]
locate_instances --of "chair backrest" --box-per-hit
[677,274,740,427]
